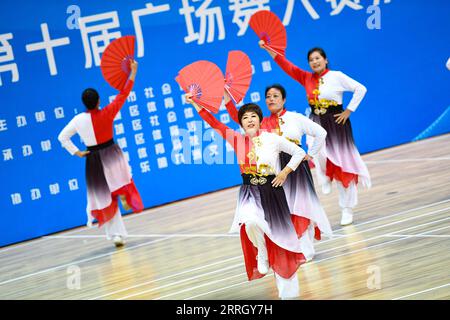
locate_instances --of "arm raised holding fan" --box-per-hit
[251,10,371,227]
[249,10,287,57]
[259,40,277,59]
[57,36,144,247]
[185,92,232,142]
[129,59,138,81]
[185,92,202,112]
[258,38,308,87]
[224,90,240,124]
[250,11,308,86]
[175,60,224,114]
[103,58,139,121]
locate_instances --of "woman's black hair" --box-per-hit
[265,84,286,100]
[238,103,263,126]
[307,47,329,68]
[82,88,100,110]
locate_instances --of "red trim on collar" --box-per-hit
[313,68,329,79]
[261,108,287,132]
[253,129,262,137]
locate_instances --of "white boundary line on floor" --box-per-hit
[1,203,448,295]
[44,201,450,241]
[331,199,450,232]
[168,226,450,300]
[362,134,450,160]
[44,234,240,239]
[118,265,246,300]
[88,256,245,300]
[88,208,450,300]
[1,133,448,252]
[383,234,450,238]
[118,221,450,300]
[365,157,450,164]
[1,195,448,254]
[392,283,450,300]
[313,217,450,257]
[0,237,171,286]
[180,225,450,301]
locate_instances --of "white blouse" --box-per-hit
[252,131,306,175]
[58,113,96,155]
[279,110,327,158]
[318,70,367,112]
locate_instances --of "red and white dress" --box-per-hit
[274,55,371,209]
[58,80,143,238]
[225,101,332,259]
[198,108,308,299]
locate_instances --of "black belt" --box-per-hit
[241,173,275,186]
[87,139,115,152]
[309,104,343,115]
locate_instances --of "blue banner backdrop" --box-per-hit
[0,0,449,247]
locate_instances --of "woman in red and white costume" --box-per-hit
[187,93,307,299]
[224,85,332,261]
[58,60,143,247]
[259,41,371,226]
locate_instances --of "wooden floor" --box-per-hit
[1,134,449,300]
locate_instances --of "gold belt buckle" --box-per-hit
[314,107,327,115]
[250,176,267,185]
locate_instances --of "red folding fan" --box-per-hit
[175,60,224,114]
[100,35,136,90]
[249,10,287,56]
[225,51,252,104]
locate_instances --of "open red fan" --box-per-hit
[100,35,135,90]
[175,61,224,114]
[225,51,252,104]
[249,10,287,57]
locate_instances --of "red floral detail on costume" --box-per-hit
[261,108,287,134]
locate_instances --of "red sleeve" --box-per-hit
[199,108,239,149]
[103,80,134,120]
[225,100,240,124]
[274,55,309,87]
